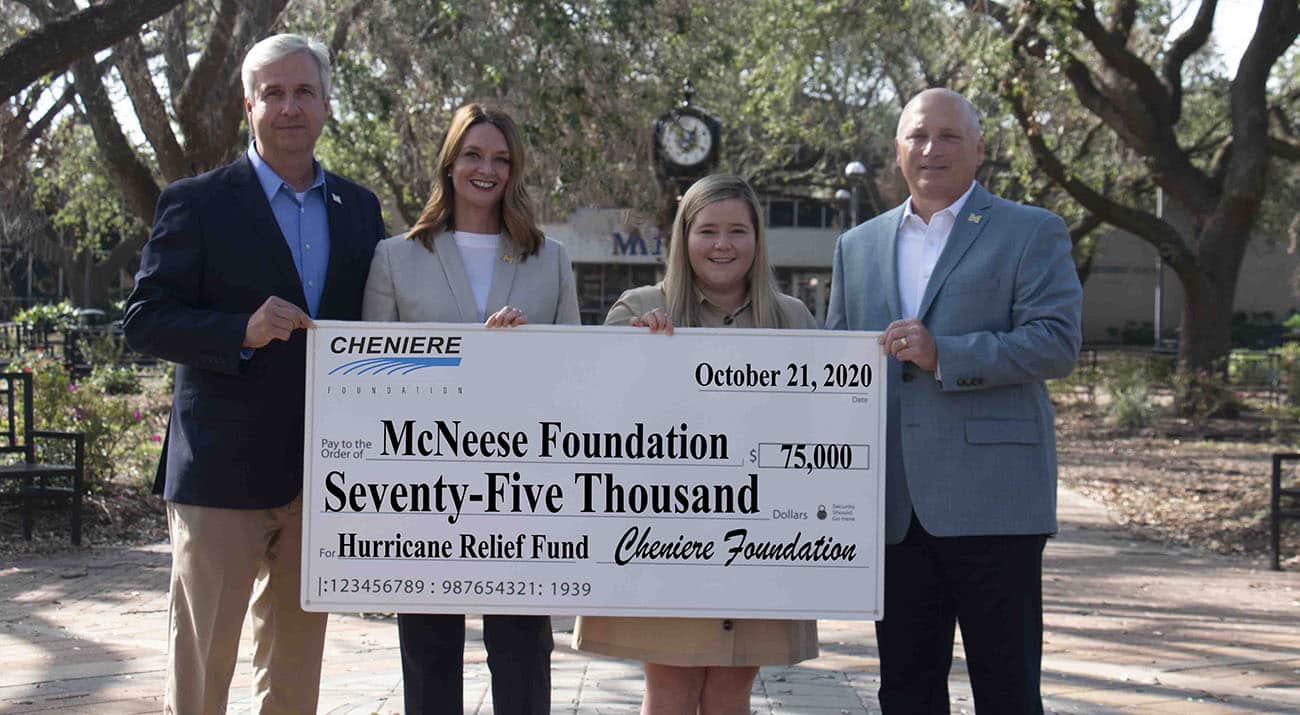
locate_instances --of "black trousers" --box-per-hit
[397,613,553,715]
[875,514,1047,714]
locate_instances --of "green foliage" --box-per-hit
[1102,356,1157,429]
[8,353,164,493]
[1278,343,1300,406]
[89,364,142,396]
[302,0,696,224]
[1226,351,1282,390]
[29,119,148,258]
[1231,311,1280,349]
[80,330,130,368]
[12,300,78,331]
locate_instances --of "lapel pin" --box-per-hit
[331,193,343,205]
[967,214,982,224]
[502,253,514,264]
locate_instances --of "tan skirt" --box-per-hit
[573,616,817,667]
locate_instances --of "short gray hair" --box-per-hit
[241,34,331,99]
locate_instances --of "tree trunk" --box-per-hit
[1178,274,1235,372]
[1177,221,1249,370]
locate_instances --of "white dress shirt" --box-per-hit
[896,181,977,319]
[452,230,501,321]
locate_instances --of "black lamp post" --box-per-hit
[844,160,867,227]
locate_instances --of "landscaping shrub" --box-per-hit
[1172,367,1240,420]
[1102,356,1156,429]
[8,352,166,494]
[90,364,143,395]
[1279,342,1300,407]
[12,301,79,332]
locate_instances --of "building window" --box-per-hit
[768,199,795,227]
[797,200,822,228]
[765,197,833,228]
[574,263,661,325]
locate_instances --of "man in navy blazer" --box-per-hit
[827,89,1082,713]
[123,34,383,713]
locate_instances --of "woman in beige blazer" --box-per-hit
[363,102,577,715]
[574,175,818,715]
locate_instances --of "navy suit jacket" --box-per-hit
[827,184,1082,543]
[124,155,384,508]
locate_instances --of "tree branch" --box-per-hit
[70,56,160,224]
[174,0,239,142]
[1162,0,1217,124]
[0,0,184,101]
[330,0,378,60]
[1058,0,1172,119]
[982,1,1220,215]
[0,82,75,174]
[1270,135,1300,162]
[1068,212,1103,283]
[1224,0,1300,196]
[161,5,190,104]
[1111,0,1137,37]
[1001,78,1197,280]
[113,35,187,182]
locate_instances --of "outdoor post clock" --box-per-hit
[656,110,717,171]
[653,81,722,234]
[653,82,721,179]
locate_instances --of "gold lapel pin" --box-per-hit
[968,214,982,224]
[502,253,514,264]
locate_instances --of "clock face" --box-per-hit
[660,114,713,168]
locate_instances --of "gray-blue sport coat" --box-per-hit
[827,183,1082,544]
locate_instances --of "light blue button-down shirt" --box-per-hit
[248,143,331,317]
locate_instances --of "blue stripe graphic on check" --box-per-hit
[329,357,463,375]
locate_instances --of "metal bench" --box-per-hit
[0,371,85,544]
[1271,452,1300,571]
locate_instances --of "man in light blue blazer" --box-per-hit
[827,88,1082,713]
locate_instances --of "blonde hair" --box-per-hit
[407,103,543,258]
[662,174,787,328]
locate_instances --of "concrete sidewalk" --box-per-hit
[1,487,1297,713]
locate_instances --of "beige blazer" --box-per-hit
[362,231,580,324]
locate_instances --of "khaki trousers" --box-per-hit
[165,495,327,714]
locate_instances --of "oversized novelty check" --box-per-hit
[302,321,886,619]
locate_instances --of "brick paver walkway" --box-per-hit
[2,488,1297,713]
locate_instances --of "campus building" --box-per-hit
[546,203,1300,342]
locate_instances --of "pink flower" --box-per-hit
[133,410,142,420]
[68,383,76,392]
[151,434,162,442]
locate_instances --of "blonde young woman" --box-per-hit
[574,174,818,714]
[363,102,578,715]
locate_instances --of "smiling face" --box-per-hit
[449,122,511,226]
[686,198,757,300]
[244,51,329,164]
[895,90,984,220]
